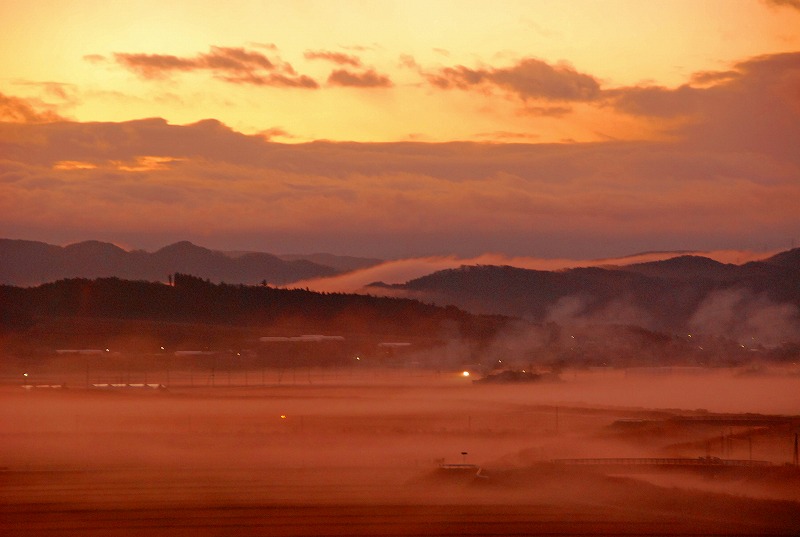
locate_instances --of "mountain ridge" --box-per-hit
[366,249,800,343]
[0,238,341,286]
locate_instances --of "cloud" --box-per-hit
[0,92,64,123]
[289,250,779,295]
[423,51,799,162]
[763,0,800,10]
[605,85,702,118]
[248,42,279,51]
[519,105,573,117]
[688,70,738,86]
[113,53,197,78]
[398,54,419,70]
[327,69,392,88]
[82,54,106,64]
[304,50,362,67]
[606,52,800,159]
[425,57,601,101]
[13,81,77,101]
[474,131,540,141]
[258,127,294,141]
[2,51,799,258]
[112,46,319,88]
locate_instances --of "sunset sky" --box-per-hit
[2,0,799,260]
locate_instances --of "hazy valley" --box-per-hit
[2,240,799,536]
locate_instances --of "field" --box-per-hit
[3,366,800,536]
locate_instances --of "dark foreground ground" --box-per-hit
[3,368,800,536]
[4,466,800,536]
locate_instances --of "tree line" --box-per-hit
[0,274,506,342]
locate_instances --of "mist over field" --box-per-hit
[3,360,800,535]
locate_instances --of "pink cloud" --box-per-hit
[304,50,362,67]
[112,46,318,88]
[327,69,392,88]
[606,52,800,159]
[763,0,800,10]
[426,57,601,101]
[2,51,799,258]
[605,85,702,118]
[82,54,105,64]
[113,53,198,79]
[0,91,64,123]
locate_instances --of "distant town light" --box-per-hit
[280,415,287,419]
[462,371,470,377]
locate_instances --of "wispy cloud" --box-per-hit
[109,46,319,88]
[258,126,294,141]
[425,57,601,101]
[327,69,392,88]
[763,0,800,11]
[13,80,77,101]
[3,51,799,258]
[605,85,702,118]
[0,91,64,123]
[304,50,362,67]
[607,52,800,157]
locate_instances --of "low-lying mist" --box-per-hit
[4,367,799,470]
[290,248,776,294]
[3,366,800,535]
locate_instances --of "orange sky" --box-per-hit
[1,0,799,259]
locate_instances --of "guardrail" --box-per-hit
[551,457,773,467]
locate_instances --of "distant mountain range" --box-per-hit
[3,237,799,344]
[0,239,382,286]
[368,250,800,343]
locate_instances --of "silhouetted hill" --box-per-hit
[278,252,383,272]
[1,275,796,368]
[0,239,63,284]
[617,255,741,281]
[371,250,800,344]
[0,275,505,354]
[0,238,338,286]
[387,264,682,326]
[760,248,800,269]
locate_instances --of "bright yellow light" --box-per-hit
[462,371,470,377]
[280,415,287,419]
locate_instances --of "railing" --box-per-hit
[551,457,773,467]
